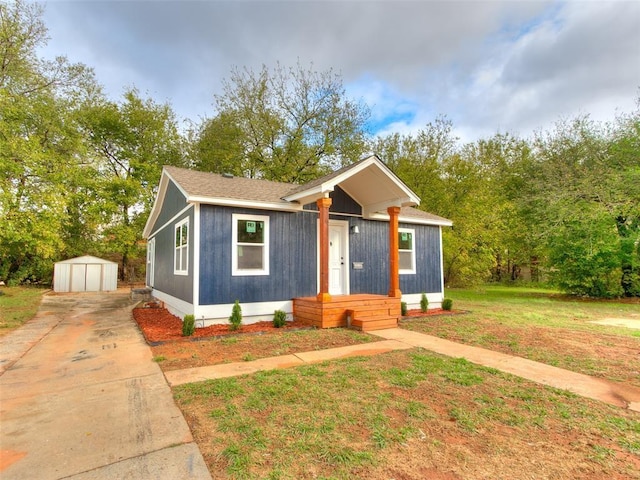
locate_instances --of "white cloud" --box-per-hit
[39,0,640,143]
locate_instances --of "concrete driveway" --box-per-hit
[0,290,211,479]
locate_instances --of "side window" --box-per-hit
[174,219,189,275]
[398,228,416,274]
[232,213,269,276]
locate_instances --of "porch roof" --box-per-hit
[283,155,420,216]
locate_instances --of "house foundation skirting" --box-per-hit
[293,294,401,331]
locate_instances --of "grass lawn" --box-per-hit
[173,286,640,480]
[402,286,640,387]
[0,286,46,336]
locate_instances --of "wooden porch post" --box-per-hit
[317,196,332,302]
[388,206,402,298]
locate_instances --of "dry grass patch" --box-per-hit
[401,287,640,387]
[174,349,640,480]
[152,328,377,371]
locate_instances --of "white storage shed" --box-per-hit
[53,256,118,293]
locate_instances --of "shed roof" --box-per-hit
[55,255,117,265]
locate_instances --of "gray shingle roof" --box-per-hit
[163,165,451,224]
[164,166,294,204]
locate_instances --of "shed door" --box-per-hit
[328,221,348,295]
[85,264,102,291]
[71,264,86,292]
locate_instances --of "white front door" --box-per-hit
[328,221,348,295]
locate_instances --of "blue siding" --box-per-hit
[303,186,362,216]
[149,181,188,234]
[199,206,318,305]
[151,208,194,303]
[398,223,442,294]
[348,220,442,295]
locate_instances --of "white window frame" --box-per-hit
[398,227,416,275]
[174,218,189,276]
[147,237,156,287]
[232,213,269,276]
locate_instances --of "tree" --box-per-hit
[78,89,186,280]
[194,62,370,183]
[0,0,97,283]
[527,113,640,297]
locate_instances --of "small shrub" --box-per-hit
[273,310,287,328]
[400,302,408,316]
[229,300,242,331]
[442,298,453,311]
[182,314,195,336]
[420,293,429,312]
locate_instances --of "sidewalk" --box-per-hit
[0,291,211,480]
[165,327,640,413]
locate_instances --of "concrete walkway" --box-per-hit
[0,290,211,480]
[166,327,640,413]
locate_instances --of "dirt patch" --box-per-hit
[132,306,379,371]
[401,316,640,388]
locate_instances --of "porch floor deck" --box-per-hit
[293,294,401,331]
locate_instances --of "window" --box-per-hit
[174,219,189,275]
[232,214,269,276]
[398,228,416,274]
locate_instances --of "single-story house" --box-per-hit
[142,155,452,331]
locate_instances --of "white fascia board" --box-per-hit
[143,169,190,238]
[187,196,302,212]
[362,197,416,217]
[281,185,333,205]
[366,212,453,227]
[143,174,169,238]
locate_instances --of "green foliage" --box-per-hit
[442,298,453,311]
[400,301,407,316]
[229,300,242,331]
[182,314,195,336]
[196,62,369,183]
[420,293,428,312]
[273,310,287,328]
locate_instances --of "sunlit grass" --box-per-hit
[0,286,46,335]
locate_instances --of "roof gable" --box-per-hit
[283,155,420,216]
[144,157,451,238]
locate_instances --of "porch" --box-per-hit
[293,294,401,331]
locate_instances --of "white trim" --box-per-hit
[174,218,189,276]
[147,204,194,239]
[192,203,200,310]
[439,226,446,294]
[367,211,453,227]
[194,300,293,326]
[188,196,302,212]
[398,227,416,275]
[316,219,350,295]
[152,289,194,319]
[231,213,270,276]
[283,156,420,207]
[401,292,444,311]
[146,238,156,288]
[143,170,191,238]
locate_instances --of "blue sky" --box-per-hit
[39,0,640,142]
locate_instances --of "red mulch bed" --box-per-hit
[132,304,464,344]
[403,308,462,318]
[132,306,309,343]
